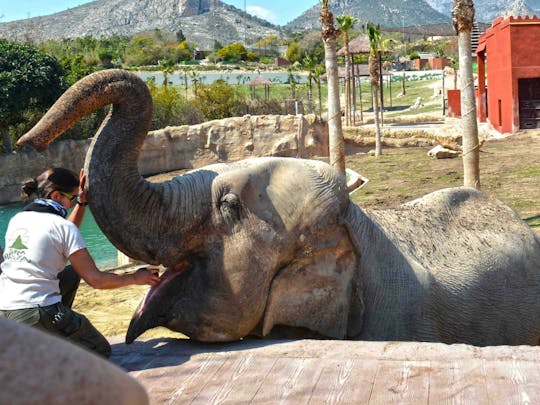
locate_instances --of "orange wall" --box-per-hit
[480,16,540,133]
[447,89,461,117]
[428,58,450,70]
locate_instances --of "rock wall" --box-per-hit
[0,114,328,205]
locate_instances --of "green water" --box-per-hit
[0,203,118,269]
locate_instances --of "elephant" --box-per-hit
[18,69,540,347]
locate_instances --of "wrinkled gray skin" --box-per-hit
[18,69,540,346]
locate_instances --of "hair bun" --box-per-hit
[21,178,38,199]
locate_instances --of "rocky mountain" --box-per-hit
[2,0,531,51]
[424,0,540,23]
[0,0,279,50]
[285,0,451,32]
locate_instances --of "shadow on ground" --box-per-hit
[525,214,540,228]
[110,337,294,372]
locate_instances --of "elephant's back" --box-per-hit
[367,187,540,345]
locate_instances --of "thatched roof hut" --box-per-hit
[248,75,272,100]
[248,76,272,86]
[337,35,371,56]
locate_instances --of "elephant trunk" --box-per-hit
[17,69,204,265]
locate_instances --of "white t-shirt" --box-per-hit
[0,211,86,309]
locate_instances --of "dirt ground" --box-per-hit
[74,128,540,340]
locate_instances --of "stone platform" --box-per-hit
[109,337,540,404]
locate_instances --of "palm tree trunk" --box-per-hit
[308,77,313,113]
[351,56,357,124]
[372,85,382,156]
[359,77,363,122]
[344,36,351,127]
[378,52,384,127]
[458,30,480,188]
[454,0,480,188]
[321,1,345,174]
[317,80,322,117]
[324,40,345,174]
[369,51,382,156]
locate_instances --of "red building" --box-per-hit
[477,16,540,133]
[412,57,450,70]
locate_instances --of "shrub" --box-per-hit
[192,80,244,120]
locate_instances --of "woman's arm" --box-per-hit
[67,202,87,228]
[69,248,161,289]
[68,169,88,228]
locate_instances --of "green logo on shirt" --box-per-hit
[4,230,30,263]
[10,235,28,250]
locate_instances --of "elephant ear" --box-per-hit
[261,228,363,339]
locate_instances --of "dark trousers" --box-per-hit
[0,266,111,358]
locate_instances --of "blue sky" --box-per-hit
[0,0,318,26]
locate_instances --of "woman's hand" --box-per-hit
[78,169,88,205]
[133,267,161,286]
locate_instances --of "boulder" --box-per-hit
[427,144,461,159]
[0,319,148,405]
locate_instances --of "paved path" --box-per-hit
[109,337,540,404]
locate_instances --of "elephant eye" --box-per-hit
[220,193,241,221]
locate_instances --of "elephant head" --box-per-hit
[18,70,364,343]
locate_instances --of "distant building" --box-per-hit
[476,15,540,133]
[413,57,450,70]
[275,57,292,67]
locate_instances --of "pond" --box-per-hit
[137,70,309,86]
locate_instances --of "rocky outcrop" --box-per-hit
[0,0,279,50]
[286,0,450,31]
[425,0,540,23]
[0,114,328,204]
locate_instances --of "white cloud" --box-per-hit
[246,5,277,23]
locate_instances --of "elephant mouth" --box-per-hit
[135,260,190,317]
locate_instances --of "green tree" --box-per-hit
[367,22,383,156]
[124,35,162,66]
[453,0,480,189]
[192,80,242,120]
[321,0,345,174]
[176,30,186,42]
[298,31,326,65]
[0,39,67,153]
[285,42,303,63]
[60,54,97,84]
[171,41,194,62]
[255,34,280,56]
[216,43,248,63]
[146,79,203,128]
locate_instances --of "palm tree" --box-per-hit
[337,15,357,127]
[367,22,383,156]
[321,0,345,174]
[453,0,480,189]
[379,38,397,119]
[314,65,325,117]
[303,56,316,114]
[190,71,200,95]
[158,59,175,87]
